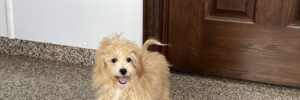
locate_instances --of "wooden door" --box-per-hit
[144,0,300,87]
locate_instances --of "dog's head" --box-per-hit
[95,35,143,86]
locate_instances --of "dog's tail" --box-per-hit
[143,39,168,50]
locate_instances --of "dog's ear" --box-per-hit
[95,50,107,70]
[93,50,106,89]
[132,50,144,77]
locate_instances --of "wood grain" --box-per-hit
[144,0,300,87]
[255,0,292,26]
[168,0,205,71]
[143,0,169,53]
[201,21,300,87]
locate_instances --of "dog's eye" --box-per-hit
[126,58,132,62]
[111,58,117,63]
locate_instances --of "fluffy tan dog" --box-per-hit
[92,34,170,100]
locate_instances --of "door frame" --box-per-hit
[143,0,169,55]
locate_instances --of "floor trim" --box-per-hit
[0,37,95,66]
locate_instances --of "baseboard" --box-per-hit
[0,37,95,66]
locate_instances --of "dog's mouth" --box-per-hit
[118,76,128,84]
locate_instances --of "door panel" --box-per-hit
[207,0,255,22]
[216,0,247,11]
[201,21,300,86]
[144,0,300,87]
[291,0,300,26]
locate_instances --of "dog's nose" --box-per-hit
[120,68,127,75]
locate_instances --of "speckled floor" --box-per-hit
[1,54,300,100]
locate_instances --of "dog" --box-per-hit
[92,34,170,100]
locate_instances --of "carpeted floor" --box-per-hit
[0,54,300,100]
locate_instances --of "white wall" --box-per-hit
[10,0,142,49]
[0,0,7,37]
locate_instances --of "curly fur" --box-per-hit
[92,34,170,100]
